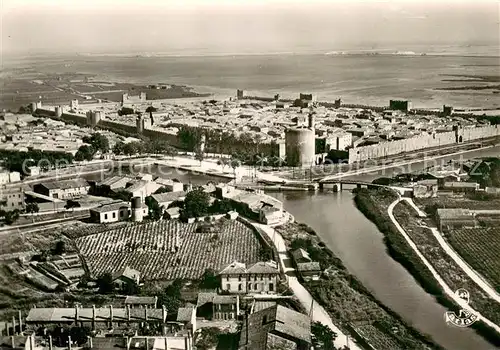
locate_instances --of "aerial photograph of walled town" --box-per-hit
[0,0,499,349]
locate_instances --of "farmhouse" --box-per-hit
[155,177,184,192]
[296,262,321,281]
[436,208,477,231]
[164,206,181,219]
[96,176,134,193]
[150,191,187,209]
[124,180,163,202]
[442,181,479,193]
[113,266,141,288]
[413,179,438,198]
[238,305,312,350]
[215,183,284,223]
[0,186,27,211]
[176,307,196,334]
[291,248,321,281]
[219,261,279,294]
[259,206,284,225]
[196,292,240,321]
[89,201,131,223]
[33,178,89,199]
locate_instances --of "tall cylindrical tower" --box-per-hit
[131,197,143,222]
[55,106,63,117]
[136,115,144,134]
[285,127,315,167]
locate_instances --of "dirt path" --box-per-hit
[388,197,500,333]
[403,198,500,304]
[254,223,363,350]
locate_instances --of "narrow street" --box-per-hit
[254,223,362,350]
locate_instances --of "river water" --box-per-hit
[270,146,500,350]
[98,147,499,349]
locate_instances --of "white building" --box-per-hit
[89,201,148,223]
[150,191,187,209]
[259,207,284,225]
[124,180,163,202]
[0,171,21,184]
[33,179,90,200]
[219,261,279,294]
[0,186,26,211]
[154,178,184,192]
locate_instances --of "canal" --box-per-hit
[270,146,500,350]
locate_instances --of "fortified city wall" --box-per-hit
[348,125,500,163]
[33,101,499,165]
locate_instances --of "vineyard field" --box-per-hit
[447,227,500,293]
[76,219,263,280]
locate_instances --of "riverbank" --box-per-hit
[273,221,443,350]
[317,140,499,182]
[354,188,500,347]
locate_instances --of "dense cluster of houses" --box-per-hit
[3,256,312,349]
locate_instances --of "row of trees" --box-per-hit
[75,132,178,160]
[0,201,40,225]
[467,158,500,188]
[178,126,281,163]
[113,139,177,157]
[75,133,110,161]
[0,149,74,174]
[144,188,237,222]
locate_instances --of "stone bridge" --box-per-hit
[317,179,412,196]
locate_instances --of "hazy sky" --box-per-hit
[1,0,499,55]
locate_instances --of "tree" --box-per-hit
[311,322,337,350]
[65,200,81,210]
[163,146,177,158]
[195,150,204,165]
[122,280,140,295]
[53,240,66,255]
[69,326,91,345]
[209,199,234,214]
[118,107,135,116]
[180,188,210,220]
[4,210,20,225]
[123,141,144,156]
[158,278,184,314]
[96,272,114,294]
[195,327,220,350]
[145,196,163,221]
[199,268,219,289]
[89,133,110,153]
[113,141,125,155]
[230,158,240,178]
[75,145,95,161]
[145,106,157,113]
[25,202,39,214]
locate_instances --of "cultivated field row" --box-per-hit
[76,219,263,280]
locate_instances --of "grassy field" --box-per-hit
[76,219,264,280]
[0,70,209,111]
[355,189,500,346]
[447,227,500,293]
[415,196,500,211]
[393,202,500,326]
